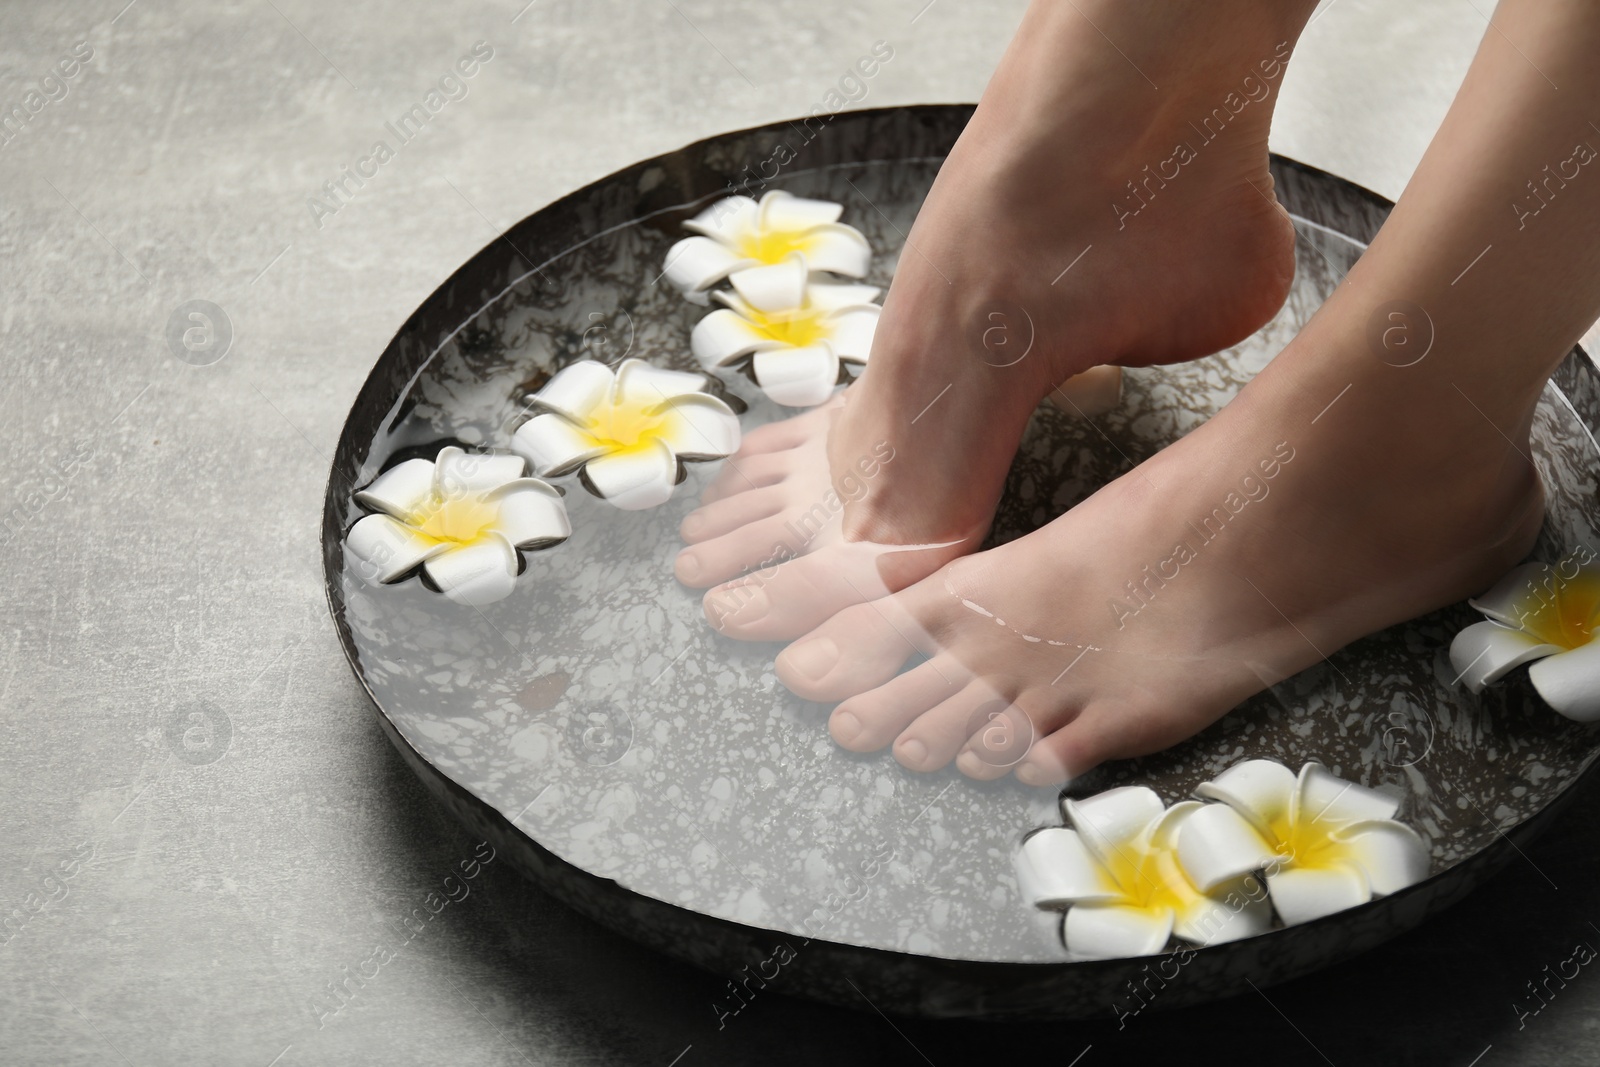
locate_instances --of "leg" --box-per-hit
[678,0,1320,637]
[780,0,1600,784]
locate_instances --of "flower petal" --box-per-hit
[354,458,437,521]
[654,394,741,459]
[533,361,616,422]
[423,533,520,606]
[662,235,753,298]
[487,479,571,548]
[1174,802,1280,893]
[1147,805,1275,945]
[615,358,710,408]
[1331,819,1430,896]
[434,445,526,497]
[1063,786,1165,860]
[682,195,760,243]
[1528,641,1600,721]
[803,282,881,312]
[798,223,872,278]
[1266,864,1371,926]
[1194,758,1298,840]
[584,440,679,510]
[1450,619,1564,693]
[1016,828,1121,908]
[710,289,758,317]
[757,190,843,231]
[1295,762,1401,829]
[1063,904,1174,960]
[512,413,607,477]
[825,306,879,364]
[729,254,809,313]
[691,308,780,368]
[1172,877,1273,946]
[1146,800,1205,849]
[751,345,841,408]
[346,513,446,582]
[1468,561,1554,627]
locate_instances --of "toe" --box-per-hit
[1011,739,1075,790]
[679,488,785,544]
[955,750,1014,781]
[893,680,1016,773]
[700,452,789,504]
[1013,698,1187,786]
[777,600,936,700]
[704,539,961,641]
[736,413,819,454]
[829,658,965,751]
[1014,726,1093,787]
[703,548,892,641]
[675,515,799,588]
[957,693,1049,776]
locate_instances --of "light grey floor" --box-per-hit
[2,1,1597,1064]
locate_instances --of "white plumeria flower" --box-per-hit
[662,190,872,307]
[511,358,740,511]
[345,446,570,607]
[1175,760,1429,927]
[1449,560,1600,721]
[1016,786,1272,960]
[691,273,881,407]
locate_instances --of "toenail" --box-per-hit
[676,551,700,581]
[831,710,861,744]
[739,586,769,621]
[681,514,702,538]
[709,584,767,627]
[788,639,837,681]
[897,738,928,767]
[956,750,986,777]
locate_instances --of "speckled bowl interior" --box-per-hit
[322,105,1600,1019]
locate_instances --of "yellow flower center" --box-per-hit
[414,493,498,545]
[1101,838,1200,914]
[736,227,815,265]
[1265,811,1352,872]
[1514,568,1600,649]
[746,305,829,348]
[576,393,667,454]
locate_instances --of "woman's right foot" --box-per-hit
[678,0,1318,639]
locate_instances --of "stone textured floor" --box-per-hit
[2,1,1597,1063]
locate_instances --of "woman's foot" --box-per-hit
[678,0,1312,637]
[772,310,1547,785]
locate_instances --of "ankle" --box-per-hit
[960,6,1309,220]
[1284,287,1551,448]
[1250,317,1545,542]
[981,3,1312,143]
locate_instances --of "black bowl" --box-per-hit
[321,105,1600,1020]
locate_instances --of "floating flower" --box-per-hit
[1449,560,1600,721]
[511,358,740,511]
[662,191,871,306]
[1017,786,1272,960]
[345,445,570,606]
[1176,760,1428,927]
[690,271,880,407]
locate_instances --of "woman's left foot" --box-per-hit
[773,315,1548,785]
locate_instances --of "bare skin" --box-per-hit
[775,0,1600,785]
[677,0,1313,634]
